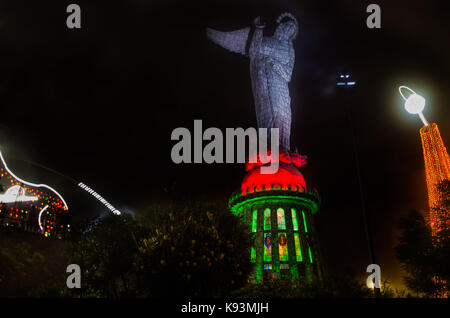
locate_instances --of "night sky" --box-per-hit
[0,0,449,290]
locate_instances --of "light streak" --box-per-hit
[78,182,121,215]
[38,205,49,231]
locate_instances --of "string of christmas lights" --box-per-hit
[419,123,450,235]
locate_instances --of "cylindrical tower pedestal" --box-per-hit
[229,152,321,283]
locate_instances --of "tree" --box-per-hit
[395,180,450,297]
[0,240,45,296]
[134,201,252,297]
[67,214,146,297]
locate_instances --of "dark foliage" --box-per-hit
[395,181,450,296]
[0,230,67,297]
[66,213,147,297]
[61,201,251,298]
[134,201,252,297]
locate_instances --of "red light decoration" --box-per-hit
[420,123,450,235]
[0,152,69,237]
[241,150,307,196]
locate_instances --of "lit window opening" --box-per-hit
[277,208,286,230]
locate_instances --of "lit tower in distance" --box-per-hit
[399,86,450,235]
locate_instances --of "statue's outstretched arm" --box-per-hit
[206,17,265,56]
[248,17,265,59]
[206,26,251,55]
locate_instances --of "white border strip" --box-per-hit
[38,205,49,231]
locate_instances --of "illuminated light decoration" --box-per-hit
[0,185,38,203]
[78,183,121,215]
[0,151,68,210]
[308,247,313,263]
[420,124,450,235]
[38,205,49,231]
[0,150,69,237]
[240,151,307,196]
[400,86,450,236]
[401,87,450,298]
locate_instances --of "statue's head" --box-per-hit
[275,12,298,41]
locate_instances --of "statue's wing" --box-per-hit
[206,27,250,55]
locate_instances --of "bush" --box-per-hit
[67,214,146,297]
[134,202,252,297]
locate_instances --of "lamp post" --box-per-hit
[400,86,450,298]
[337,75,378,292]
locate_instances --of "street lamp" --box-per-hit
[399,86,429,126]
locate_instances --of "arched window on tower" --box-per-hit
[278,232,288,261]
[294,233,303,262]
[277,208,286,230]
[264,208,271,231]
[291,208,299,231]
[251,210,257,233]
[264,233,272,262]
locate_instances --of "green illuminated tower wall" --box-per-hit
[230,182,322,283]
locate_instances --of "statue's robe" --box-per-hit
[206,25,295,150]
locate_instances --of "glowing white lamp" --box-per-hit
[399,86,429,126]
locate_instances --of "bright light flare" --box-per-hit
[399,86,429,126]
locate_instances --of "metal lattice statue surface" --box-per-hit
[207,13,298,150]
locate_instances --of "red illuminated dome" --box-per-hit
[241,162,306,196]
[240,150,308,196]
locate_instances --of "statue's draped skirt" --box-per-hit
[250,58,291,150]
